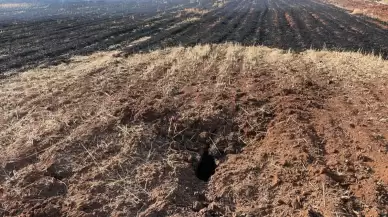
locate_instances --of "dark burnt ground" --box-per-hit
[1,0,388,73]
[126,0,388,54]
[0,0,213,73]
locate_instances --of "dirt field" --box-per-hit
[1,44,388,216]
[2,0,388,73]
[320,0,388,22]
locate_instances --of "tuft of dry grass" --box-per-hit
[183,7,210,15]
[351,8,364,14]
[167,17,200,29]
[127,36,152,47]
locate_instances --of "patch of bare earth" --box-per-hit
[319,0,388,23]
[1,44,388,216]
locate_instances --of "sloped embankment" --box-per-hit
[1,44,388,216]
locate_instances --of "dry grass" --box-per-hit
[174,8,209,18]
[351,8,364,14]
[1,44,387,165]
[183,7,210,15]
[127,36,152,47]
[1,44,388,215]
[167,17,200,29]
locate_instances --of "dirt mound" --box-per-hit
[1,44,388,216]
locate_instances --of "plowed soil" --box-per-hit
[2,0,388,73]
[1,44,388,216]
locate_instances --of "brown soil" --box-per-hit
[1,44,388,216]
[320,0,388,22]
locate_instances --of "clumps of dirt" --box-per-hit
[1,44,388,216]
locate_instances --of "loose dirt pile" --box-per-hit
[1,44,388,216]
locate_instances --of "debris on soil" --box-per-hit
[1,44,388,216]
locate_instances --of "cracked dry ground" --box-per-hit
[1,44,388,216]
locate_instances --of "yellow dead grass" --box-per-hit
[183,7,210,15]
[1,44,388,215]
[167,17,200,29]
[127,36,151,47]
[351,8,364,15]
[1,44,387,156]
[2,44,387,155]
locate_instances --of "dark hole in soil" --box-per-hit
[195,145,217,182]
[308,209,324,217]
